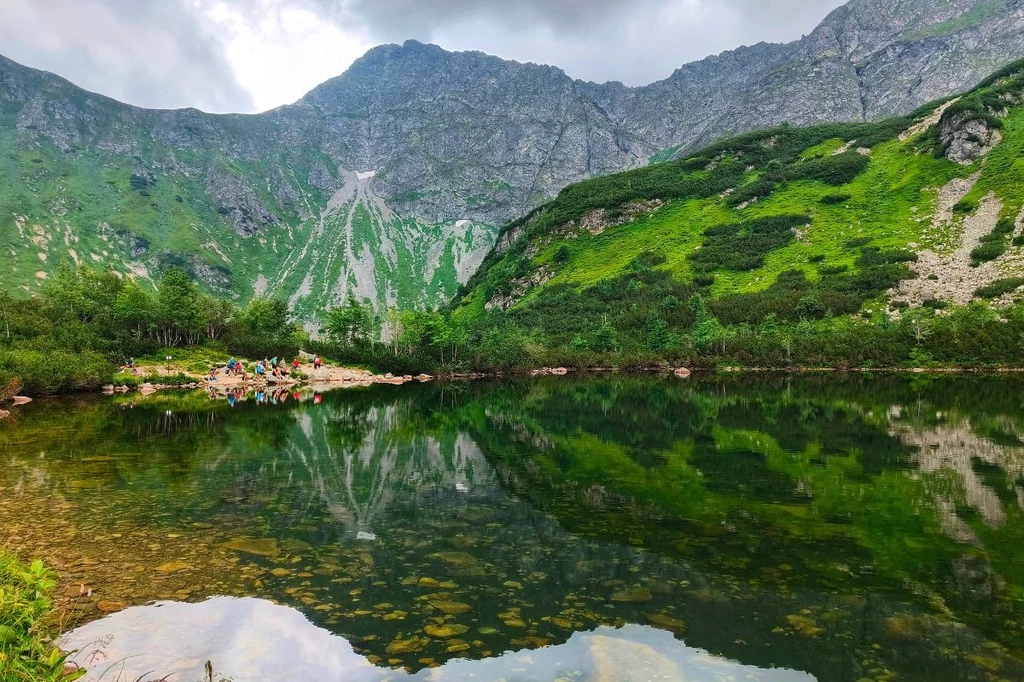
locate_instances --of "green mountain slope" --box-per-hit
[454,61,1024,366]
[0,82,491,313]
[0,54,494,315]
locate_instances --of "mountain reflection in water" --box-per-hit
[62,597,815,682]
[3,374,1024,681]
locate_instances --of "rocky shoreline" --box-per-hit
[103,363,436,395]
[5,364,1024,411]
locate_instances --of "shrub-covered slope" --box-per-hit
[454,61,1024,367]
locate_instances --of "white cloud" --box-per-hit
[0,0,255,112]
[198,1,373,111]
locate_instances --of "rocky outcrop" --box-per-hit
[485,266,555,312]
[941,113,1004,164]
[574,201,665,237]
[204,167,280,237]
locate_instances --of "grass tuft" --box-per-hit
[0,550,84,681]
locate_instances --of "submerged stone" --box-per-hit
[431,600,472,615]
[446,640,472,653]
[386,636,428,654]
[610,586,653,603]
[785,614,824,637]
[646,612,687,634]
[425,623,470,639]
[96,600,128,613]
[219,538,279,557]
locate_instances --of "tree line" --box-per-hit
[0,264,302,394]
[4,261,1024,396]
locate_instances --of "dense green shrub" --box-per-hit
[821,193,851,205]
[971,218,1016,264]
[975,278,1024,299]
[971,241,1007,264]
[994,218,1015,236]
[953,198,978,214]
[727,179,776,207]
[857,248,918,267]
[691,215,806,272]
[783,152,870,186]
[0,348,111,395]
[628,251,667,271]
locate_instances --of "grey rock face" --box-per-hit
[942,114,1003,164]
[204,167,281,237]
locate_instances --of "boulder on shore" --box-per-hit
[673,368,692,378]
[11,396,32,405]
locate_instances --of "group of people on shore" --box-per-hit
[206,355,324,384]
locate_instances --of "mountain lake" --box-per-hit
[2,374,1023,681]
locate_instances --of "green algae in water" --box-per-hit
[3,375,1024,680]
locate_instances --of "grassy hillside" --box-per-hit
[452,60,1024,368]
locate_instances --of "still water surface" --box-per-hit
[2,375,1024,681]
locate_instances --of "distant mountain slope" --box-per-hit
[0,0,1021,313]
[454,60,1024,358]
[0,53,491,317]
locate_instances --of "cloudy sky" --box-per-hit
[0,0,847,113]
